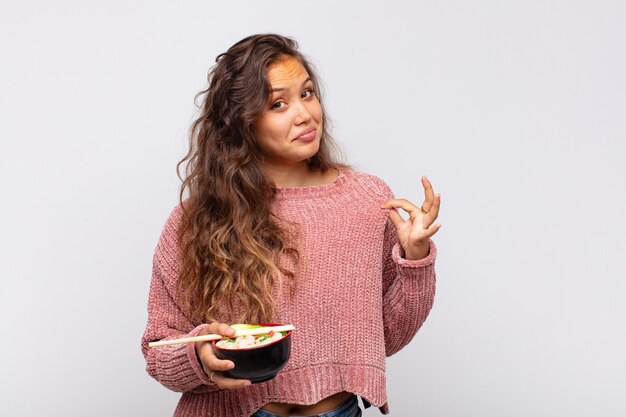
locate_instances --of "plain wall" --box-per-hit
[1,1,625,416]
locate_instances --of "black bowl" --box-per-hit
[211,324,292,383]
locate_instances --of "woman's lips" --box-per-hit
[294,128,317,142]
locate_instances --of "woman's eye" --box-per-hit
[302,89,314,98]
[271,101,285,110]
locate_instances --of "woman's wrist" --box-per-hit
[405,240,429,260]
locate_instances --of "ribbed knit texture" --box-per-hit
[141,169,437,416]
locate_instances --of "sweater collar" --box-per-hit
[273,168,350,200]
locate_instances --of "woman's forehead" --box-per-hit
[267,57,310,88]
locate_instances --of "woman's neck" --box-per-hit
[263,162,337,188]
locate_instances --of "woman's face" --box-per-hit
[253,56,323,170]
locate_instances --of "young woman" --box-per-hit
[142,33,441,417]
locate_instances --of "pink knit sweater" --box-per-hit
[141,169,437,416]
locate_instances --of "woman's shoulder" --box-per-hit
[342,168,395,200]
[153,202,185,264]
[160,202,185,235]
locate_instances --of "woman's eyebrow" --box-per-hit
[270,77,312,93]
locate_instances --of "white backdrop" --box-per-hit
[1,1,625,416]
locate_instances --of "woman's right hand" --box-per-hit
[195,322,252,389]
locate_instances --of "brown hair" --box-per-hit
[176,34,345,324]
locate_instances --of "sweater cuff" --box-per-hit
[186,323,214,385]
[392,239,437,268]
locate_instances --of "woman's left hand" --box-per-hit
[381,176,442,260]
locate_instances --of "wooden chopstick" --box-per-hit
[148,324,295,348]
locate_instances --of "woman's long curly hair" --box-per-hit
[176,34,345,324]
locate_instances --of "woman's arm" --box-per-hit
[378,175,440,355]
[381,218,437,357]
[140,207,218,394]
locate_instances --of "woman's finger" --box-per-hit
[196,322,237,375]
[381,198,419,215]
[212,371,251,389]
[425,193,441,222]
[207,322,236,338]
[387,208,406,230]
[425,223,442,239]
[196,339,236,375]
[420,176,435,213]
[411,223,442,242]
[203,350,236,372]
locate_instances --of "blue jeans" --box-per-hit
[251,394,362,417]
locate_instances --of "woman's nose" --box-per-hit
[293,101,312,125]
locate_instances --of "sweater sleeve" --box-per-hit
[140,206,219,394]
[382,217,437,357]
